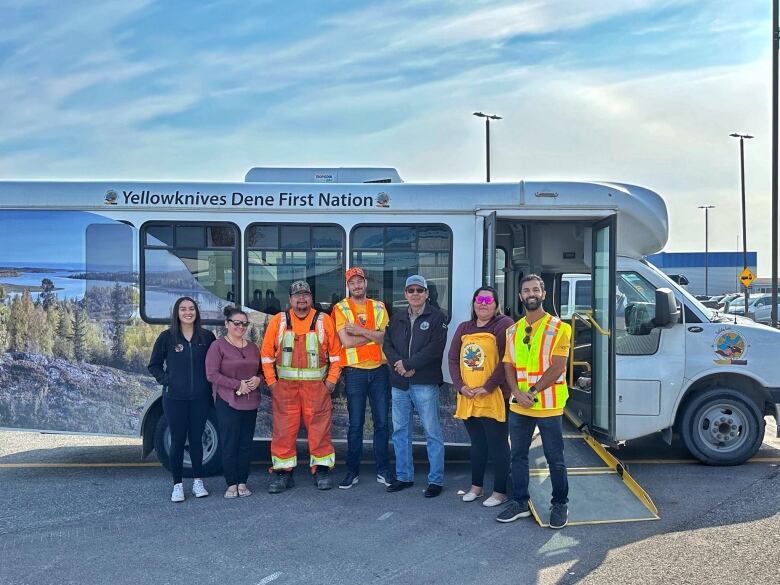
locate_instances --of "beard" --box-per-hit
[521,296,542,311]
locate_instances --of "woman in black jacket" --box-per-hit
[148,297,216,502]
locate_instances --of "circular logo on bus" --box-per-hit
[104,189,118,205]
[462,342,485,369]
[712,330,747,364]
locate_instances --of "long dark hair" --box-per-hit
[470,286,502,321]
[170,296,203,344]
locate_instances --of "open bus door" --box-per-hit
[567,215,616,441]
[482,211,497,288]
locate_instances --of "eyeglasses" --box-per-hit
[523,326,532,346]
[475,295,494,305]
[228,319,249,328]
[406,287,426,294]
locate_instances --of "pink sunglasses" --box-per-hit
[475,295,495,305]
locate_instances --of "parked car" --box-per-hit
[749,295,780,324]
[726,293,770,317]
[717,293,742,312]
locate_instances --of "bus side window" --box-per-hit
[85,223,135,321]
[246,223,345,315]
[350,224,452,319]
[140,222,239,323]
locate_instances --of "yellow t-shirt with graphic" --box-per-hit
[454,331,506,422]
[503,316,570,418]
[333,299,389,369]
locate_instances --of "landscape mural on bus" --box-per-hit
[0,210,466,444]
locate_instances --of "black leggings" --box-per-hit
[463,416,509,494]
[163,395,212,484]
[215,396,258,487]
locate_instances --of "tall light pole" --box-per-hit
[730,132,754,314]
[473,112,502,182]
[772,0,778,328]
[698,205,715,296]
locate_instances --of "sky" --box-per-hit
[0,0,776,273]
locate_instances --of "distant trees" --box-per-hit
[0,279,170,375]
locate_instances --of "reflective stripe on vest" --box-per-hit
[512,314,569,411]
[337,298,384,365]
[276,311,328,381]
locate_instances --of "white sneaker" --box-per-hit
[192,479,209,498]
[171,483,185,503]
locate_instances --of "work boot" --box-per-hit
[549,503,569,529]
[315,466,333,490]
[268,471,294,494]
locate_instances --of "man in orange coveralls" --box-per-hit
[261,280,342,492]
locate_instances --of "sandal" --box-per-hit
[462,490,484,502]
[224,485,239,499]
[237,484,252,497]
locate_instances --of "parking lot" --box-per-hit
[1,422,779,585]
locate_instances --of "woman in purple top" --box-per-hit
[447,286,514,508]
[205,306,262,499]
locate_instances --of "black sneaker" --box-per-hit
[549,503,568,529]
[386,480,414,493]
[339,471,359,489]
[268,471,294,494]
[376,471,394,486]
[424,484,442,498]
[315,466,333,490]
[496,500,531,523]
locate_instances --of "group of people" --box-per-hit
[148,269,571,529]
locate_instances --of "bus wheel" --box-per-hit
[679,387,764,466]
[153,407,222,477]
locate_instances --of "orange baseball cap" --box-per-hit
[345,267,366,281]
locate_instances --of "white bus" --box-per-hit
[0,168,777,474]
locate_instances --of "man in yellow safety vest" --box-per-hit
[496,274,571,529]
[332,267,393,489]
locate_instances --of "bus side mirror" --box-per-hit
[653,288,679,328]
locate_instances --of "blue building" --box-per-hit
[646,251,758,296]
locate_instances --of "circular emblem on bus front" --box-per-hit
[712,330,747,365]
[104,189,118,205]
[462,342,485,369]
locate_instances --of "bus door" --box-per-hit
[568,216,616,439]
[589,216,617,437]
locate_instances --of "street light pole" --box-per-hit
[772,0,779,328]
[730,132,754,315]
[473,112,502,182]
[698,205,715,296]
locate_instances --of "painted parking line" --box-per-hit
[621,456,780,465]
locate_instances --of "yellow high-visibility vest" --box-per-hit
[510,314,570,411]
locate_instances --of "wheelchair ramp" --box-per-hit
[527,416,658,527]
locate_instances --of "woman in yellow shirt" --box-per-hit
[447,287,514,507]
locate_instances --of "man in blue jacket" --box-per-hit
[383,275,448,497]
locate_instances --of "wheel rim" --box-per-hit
[164,419,219,467]
[694,402,750,454]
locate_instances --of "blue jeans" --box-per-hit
[391,385,445,486]
[509,411,568,505]
[344,365,391,475]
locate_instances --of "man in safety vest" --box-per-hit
[261,280,343,493]
[496,274,571,529]
[332,267,393,489]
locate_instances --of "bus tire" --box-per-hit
[153,407,222,477]
[679,387,764,466]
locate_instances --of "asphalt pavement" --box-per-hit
[0,421,778,585]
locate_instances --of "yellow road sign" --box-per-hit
[739,267,756,287]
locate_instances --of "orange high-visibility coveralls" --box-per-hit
[261,308,342,472]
